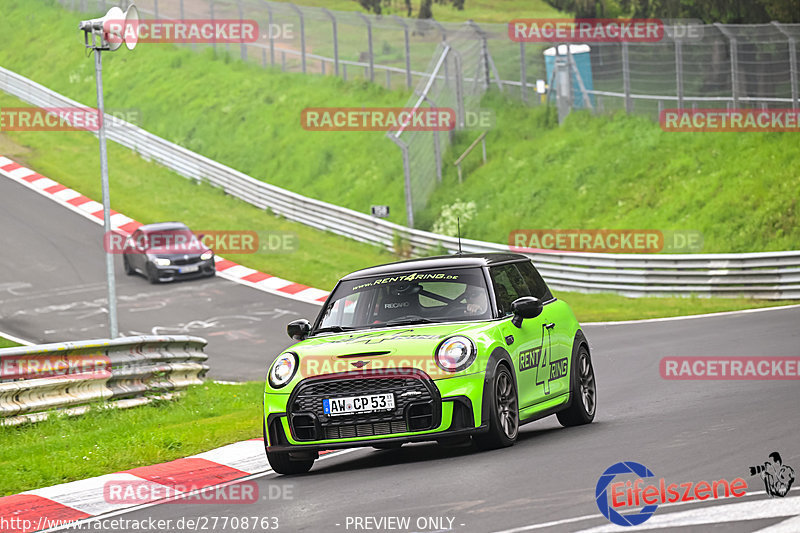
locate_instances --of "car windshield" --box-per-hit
[144,229,203,253]
[315,267,492,332]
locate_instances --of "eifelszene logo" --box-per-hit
[749,452,795,498]
[596,461,748,526]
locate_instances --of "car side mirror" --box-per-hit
[511,297,543,327]
[287,319,311,341]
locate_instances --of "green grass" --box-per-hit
[0,336,22,349]
[0,382,263,496]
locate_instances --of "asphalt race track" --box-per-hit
[3,177,800,532]
[0,177,320,381]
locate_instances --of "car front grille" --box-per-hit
[171,255,202,265]
[287,371,440,441]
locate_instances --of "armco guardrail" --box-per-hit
[0,336,208,424]
[1,66,799,299]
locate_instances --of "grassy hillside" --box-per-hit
[1,0,798,254]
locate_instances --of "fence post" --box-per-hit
[356,13,375,82]
[773,22,799,110]
[715,24,738,108]
[153,0,158,18]
[622,42,632,113]
[209,0,216,52]
[288,3,306,74]
[675,39,684,109]
[179,0,184,21]
[322,8,339,76]
[236,1,247,62]
[266,2,274,66]
[424,96,442,183]
[452,50,465,129]
[520,41,528,104]
[388,135,414,228]
[393,16,412,89]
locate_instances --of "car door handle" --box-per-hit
[544,322,555,329]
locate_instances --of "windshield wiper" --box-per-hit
[382,316,435,326]
[313,325,355,334]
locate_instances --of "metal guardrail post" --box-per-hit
[393,16,412,89]
[322,8,339,76]
[288,3,306,74]
[773,22,799,110]
[622,42,632,113]
[356,13,375,83]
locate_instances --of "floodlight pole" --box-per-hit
[93,48,119,338]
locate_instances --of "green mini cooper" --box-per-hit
[263,253,596,474]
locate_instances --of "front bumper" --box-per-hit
[151,259,215,281]
[264,371,486,452]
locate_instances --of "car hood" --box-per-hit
[286,321,495,382]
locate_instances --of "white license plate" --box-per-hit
[179,264,200,273]
[322,393,395,416]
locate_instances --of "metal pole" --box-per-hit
[357,13,374,82]
[237,1,247,61]
[675,39,684,109]
[622,42,632,113]
[288,4,306,74]
[402,145,413,228]
[453,51,465,129]
[93,50,119,339]
[209,0,216,52]
[773,22,799,110]
[715,24,738,108]
[520,40,528,104]
[424,96,441,183]
[153,0,158,18]
[179,0,184,21]
[322,8,339,76]
[267,3,274,66]
[393,16,411,89]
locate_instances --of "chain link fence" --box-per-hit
[57,1,799,227]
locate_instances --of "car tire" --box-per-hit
[145,264,159,284]
[123,256,135,276]
[556,344,597,427]
[262,419,315,475]
[473,364,518,450]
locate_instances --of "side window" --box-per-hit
[517,261,553,301]
[489,264,529,317]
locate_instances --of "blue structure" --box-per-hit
[544,44,595,109]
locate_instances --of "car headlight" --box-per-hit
[268,352,298,388]
[435,336,476,373]
[200,250,213,261]
[153,257,171,267]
